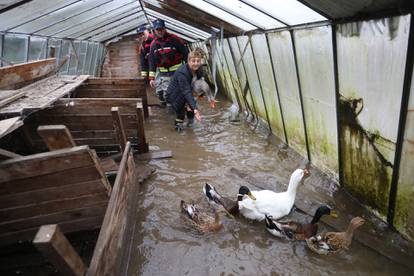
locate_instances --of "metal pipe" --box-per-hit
[290,29,311,161]
[331,24,343,185]
[265,33,288,145]
[387,13,414,227]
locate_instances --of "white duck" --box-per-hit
[238,168,310,221]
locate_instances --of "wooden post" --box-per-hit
[33,224,87,276]
[111,107,127,152]
[136,102,149,153]
[37,125,76,151]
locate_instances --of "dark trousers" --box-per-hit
[175,105,194,126]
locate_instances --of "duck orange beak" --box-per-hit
[303,168,310,177]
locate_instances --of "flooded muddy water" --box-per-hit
[126,100,411,276]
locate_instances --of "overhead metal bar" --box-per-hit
[30,0,113,34]
[5,0,83,31]
[72,10,142,40]
[137,0,152,26]
[238,0,289,26]
[49,1,139,36]
[0,0,32,15]
[147,15,203,39]
[145,8,210,38]
[200,0,264,30]
[79,12,143,40]
[91,18,146,41]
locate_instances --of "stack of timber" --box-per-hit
[0,145,112,246]
[32,97,148,154]
[74,77,149,118]
[0,74,89,117]
[102,35,140,78]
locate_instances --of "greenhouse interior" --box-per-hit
[0,0,414,275]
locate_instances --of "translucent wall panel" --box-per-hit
[47,38,61,58]
[0,35,3,67]
[68,41,80,74]
[58,40,71,73]
[267,31,307,157]
[395,67,414,240]
[293,26,338,177]
[83,42,94,74]
[87,43,98,75]
[228,37,254,116]
[3,34,27,65]
[250,34,285,142]
[76,41,88,74]
[237,36,267,122]
[337,15,410,217]
[29,36,47,61]
[214,40,238,103]
[222,39,246,111]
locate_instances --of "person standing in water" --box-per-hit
[148,18,188,107]
[166,48,206,132]
[136,23,154,81]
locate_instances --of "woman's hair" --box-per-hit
[188,47,205,60]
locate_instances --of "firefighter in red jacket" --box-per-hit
[137,23,154,81]
[149,19,188,106]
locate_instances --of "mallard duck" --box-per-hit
[306,216,365,255]
[238,168,310,221]
[180,200,223,234]
[203,183,256,216]
[265,205,337,240]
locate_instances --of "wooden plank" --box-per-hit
[87,142,137,276]
[33,224,87,276]
[0,58,56,90]
[99,157,119,173]
[0,148,22,160]
[0,215,104,246]
[0,192,108,222]
[0,91,26,108]
[39,115,138,131]
[0,117,23,138]
[55,98,141,109]
[70,130,138,139]
[0,75,89,115]
[0,179,107,210]
[37,125,76,151]
[136,150,173,161]
[74,89,139,98]
[111,107,127,152]
[0,202,107,235]
[136,102,148,153]
[0,165,102,195]
[0,146,94,183]
[85,78,144,85]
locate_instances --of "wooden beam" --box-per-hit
[136,102,148,153]
[33,224,87,276]
[0,117,23,139]
[37,125,76,151]
[0,90,26,108]
[0,58,57,90]
[136,150,172,161]
[111,107,127,152]
[0,148,22,160]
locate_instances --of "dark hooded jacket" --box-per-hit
[166,63,202,111]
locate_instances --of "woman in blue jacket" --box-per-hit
[166,48,205,132]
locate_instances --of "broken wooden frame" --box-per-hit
[33,142,139,276]
[0,145,111,246]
